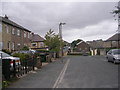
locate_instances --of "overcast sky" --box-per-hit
[1,1,119,42]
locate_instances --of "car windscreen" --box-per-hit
[0,51,11,57]
[113,49,120,55]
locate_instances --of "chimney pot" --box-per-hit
[4,15,8,19]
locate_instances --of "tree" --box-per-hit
[112,2,120,20]
[44,29,61,52]
[22,46,29,50]
[112,6,120,15]
[112,1,120,32]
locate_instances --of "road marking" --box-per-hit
[53,59,70,88]
[103,60,107,62]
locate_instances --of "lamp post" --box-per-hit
[59,22,66,57]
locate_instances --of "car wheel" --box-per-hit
[108,60,110,62]
[107,57,110,62]
[114,60,117,64]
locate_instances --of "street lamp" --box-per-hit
[59,22,66,57]
[59,22,66,39]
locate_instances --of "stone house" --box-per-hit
[106,33,120,48]
[89,40,108,56]
[89,33,120,56]
[30,33,46,50]
[0,16,31,52]
[76,41,90,53]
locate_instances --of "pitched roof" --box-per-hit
[64,40,70,45]
[76,41,89,46]
[0,16,31,32]
[76,41,84,45]
[89,41,104,49]
[89,41,112,49]
[106,33,120,41]
[32,34,44,42]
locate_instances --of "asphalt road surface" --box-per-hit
[8,56,118,88]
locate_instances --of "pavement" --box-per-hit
[7,57,68,88]
[6,55,119,88]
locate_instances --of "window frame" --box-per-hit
[24,31,27,38]
[12,28,15,35]
[32,43,37,46]
[17,29,20,36]
[5,25,9,33]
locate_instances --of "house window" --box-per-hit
[7,42,10,50]
[24,43,27,46]
[112,41,116,43]
[12,42,15,50]
[40,42,44,47]
[79,48,81,50]
[17,43,20,46]
[24,31,26,38]
[5,25,9,33]
[32,43,36,46]
[0,42,3,50]
[28,32,30,38]
[12,28,15,35]
[17,29,20,36]
[17,43,21,48]
[0,23,2,32]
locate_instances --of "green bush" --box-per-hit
[2,80,10,88]
[21,46,29,50]
[37,49,49,52]
[67,52,83,55]
[34,53,40,57]
[12,53,31,61]
[2,49,11,55]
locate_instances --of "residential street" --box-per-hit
[8,56,118,88]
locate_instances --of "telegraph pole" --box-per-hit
[59,22,66,57]
[118,1,120,48]
[118,1,120,33]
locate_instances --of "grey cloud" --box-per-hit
[1,2,118,42]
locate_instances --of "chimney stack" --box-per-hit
[4,15,9,19]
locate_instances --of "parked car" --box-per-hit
[106,49,120,64]
[0,51,21,70]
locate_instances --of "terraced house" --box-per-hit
[0,16,31,52]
